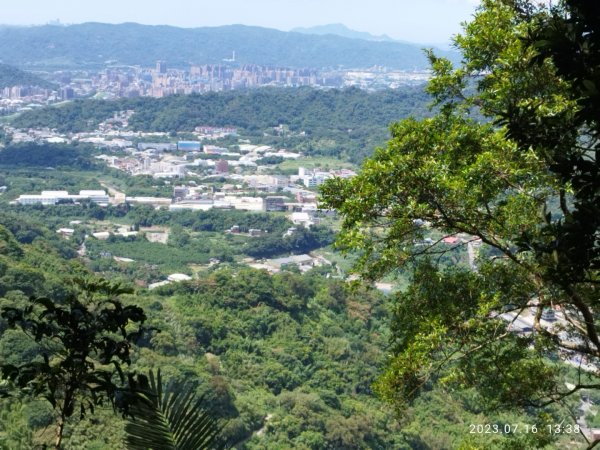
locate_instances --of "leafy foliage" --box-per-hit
[244,225,335,259]
[0,219,583,448]
[321,0,599,418]
[514,0,600,284]
[0,278,148,448]
[123,369,225,450]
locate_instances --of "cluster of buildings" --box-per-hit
[98,139,305,181]
[11,183,324,228]
[53,62,427,100]
[344,68,430,89]
[0,60,431,114]
[4,109,355,207]
[7,108,353,233]
[248,253,331,274]
[170,184,319,217]
[86,63,429,99]
[1,62,344,107]
[292,167,355,188]
[146,63,344,97]
[81,63,344,99]
[105,137,355,190]
[170,187,318,217]
[0,85,76,115]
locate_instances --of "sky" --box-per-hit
[1,0,480,45]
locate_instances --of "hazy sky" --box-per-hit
[2,0,480,45]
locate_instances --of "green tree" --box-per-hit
[0,400,34,449]
[1,278,148,449]
[321,0,598,424]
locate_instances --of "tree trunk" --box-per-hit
[54,415,65,449]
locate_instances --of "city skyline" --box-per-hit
[1,0,480,45]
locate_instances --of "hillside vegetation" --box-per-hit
[0,213,577,449]
[11,87,430,162]
[0,23,458,70]
[0,63,55,89]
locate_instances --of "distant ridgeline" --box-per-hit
[11,87,431,161]
[0,63,55,90]
[0,23,459,70]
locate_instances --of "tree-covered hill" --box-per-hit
[0,23,458,70]
[14,87,429,133]
[0,215,577,449]
[0,63,55,89]
[0,143,97,169]
[125,87,429,134]
[11,87,430,161]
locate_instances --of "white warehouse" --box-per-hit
[15,190,110,206]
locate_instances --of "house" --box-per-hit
[167,273,192,282]
[265,196,287,212]
[290,212,315,227]
[266,254,317,272]
[56,228,75,238]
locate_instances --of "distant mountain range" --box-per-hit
[291,23,397,42]
[0,23,458,70]
[0,63,55,89]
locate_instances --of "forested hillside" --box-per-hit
[11,87,430,161]
[0,63,55,89]
[13,87,428,133]
[0,23,458,70]
[0,205,573,449]
[0,143,97,168]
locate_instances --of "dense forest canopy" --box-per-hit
[0,143,97,169]
[0,216,583,449]
[13,86,429,133]
[321,0,600,430]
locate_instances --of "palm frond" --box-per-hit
[124,369,226,450]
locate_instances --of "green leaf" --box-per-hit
[124,369,226,450]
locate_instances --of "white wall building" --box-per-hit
[224,196,265,212]
[16,190,109,206]
[79,190,110,204]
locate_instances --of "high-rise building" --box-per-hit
[60,87,74,100]
[156,60,167,74]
